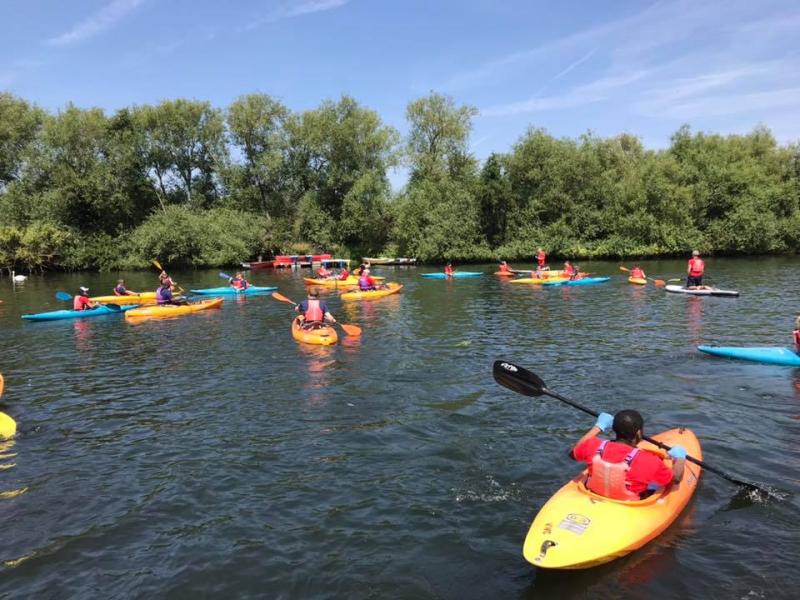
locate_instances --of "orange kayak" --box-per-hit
[125,298,223,320]
[628,277,647,285]
[494,271,516,277]
[291,316,338,345]
[522,428,702,569]
[340,283,403,301]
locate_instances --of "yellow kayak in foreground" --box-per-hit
[291,316,338,346]
[523,428,702,570]
[125,298,224,320]
[340,283,403,301]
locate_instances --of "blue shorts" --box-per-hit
[686,275,702,287]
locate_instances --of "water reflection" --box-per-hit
[686,297,704,346]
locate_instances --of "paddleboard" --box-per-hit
[698,345,800,366]
[665,285,739,297]
[420,272,483,279]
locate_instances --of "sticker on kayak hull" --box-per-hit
[558,513,591,535]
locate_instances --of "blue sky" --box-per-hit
[2,0,799,185]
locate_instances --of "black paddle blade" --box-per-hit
[492,360,545,397]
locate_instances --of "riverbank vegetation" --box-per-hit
[1,90,798,272]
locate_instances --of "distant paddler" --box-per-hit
[114,279,137,296]
[536,247,546,269]
[498,261,512,274]
[630,265,646,280]
[794,315,800,353]
[229,271,249,290]
[444,262,455,278]
[316,263,332,279]
[159,270,177,290]
[73,287,97,311]
[686,250,705,289]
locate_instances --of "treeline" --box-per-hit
[1,90,799,272]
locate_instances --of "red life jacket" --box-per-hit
[631,268,645,278]
[586,440,641,501]
[537,251,546,265]
[305,299,323,322]
[688,258,704,277]
[231,278,245,289]
[339,269,349,280]
[444,266,454,276]
[564,264,575,276]
[794,330,800,352]
[499,263,510,273]
[318,268,330,278]
[73,295,91,311]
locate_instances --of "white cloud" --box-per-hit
[650,86,800,120]
[47,0,146,46]
[245,0,350,31]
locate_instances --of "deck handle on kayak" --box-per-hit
[492,360,775,500]
[271,292,362,337]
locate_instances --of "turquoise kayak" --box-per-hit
[698,345,800,366]
[22,304,136,321]
[190,286,278,295]
[421,272,483,279]
[542,277,610,287]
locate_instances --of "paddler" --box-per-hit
[114,279,137,296]
[536,248,546,269]
[73,287,96,311]
[686,250,704,289]
[338,265,350,280]
[155,282,186,306]
[794,316,800,353]
[229,272,249,290]
[562,261,577,278]
[316,264,332,279]
[570,409,687,500]
[498,261,511,274]
[444,263,454,278]
[295,288,336,329]
[159,270,176,290]
[630,265,646,279]
[358,268,378,291]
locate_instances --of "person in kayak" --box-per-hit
[338,265,350,280]
[73,287,96,311]
[569,264,583,281]
[159,270,176,290]
[229,272,249,290]
[359,269,378,291]
[295,288,336,329]
[570,409,686,500]
[498,261,511,274]
[562,261,577,278]
[794,315,800,353]
[114,279,137,296]
[686,250,704,288]
[155,282,186,306]
[536,248,546,269]
[630,265,646,279]
[317,264,332,279]
[444,263,454,277]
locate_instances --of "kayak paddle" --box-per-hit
[491,359,775,500]
[55,291,121,311]
[271,292,361,336]
[619,266,665,286]
[219,271,232,280]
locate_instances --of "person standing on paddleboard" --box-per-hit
[296,288,336,329]
[570,410,686,500]
[73,287,96,311]
[536,248,546,270]
[686,250,705,289]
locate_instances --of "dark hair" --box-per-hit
[613,409,644,442]
[308,288,319,298]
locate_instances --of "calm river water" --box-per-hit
[1,258,798,598]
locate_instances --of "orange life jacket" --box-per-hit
[305,299,323,322]
[586,440,641,501]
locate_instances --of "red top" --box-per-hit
[444,265,454,275]
[573,437,673,496]
[688,257,704,276]
[499,263,510,273]
[73,295,92,311]
[537,250,546,266]
[794,330,800,352]
[631,267,645,278]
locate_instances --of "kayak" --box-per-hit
[698,345,800,367]
[421,272,483,279]
[304,276,384,287]
[495,271,516,277]
[340,283,403,301]
[91,292,157,304]
[291,316,338,346]
[0,411,14,440]
[22,304,137,321]
[628,277,647,285]
[189,286,278,295]
[510,277,569,285]
[542,277,610,287]
[665,285,739,297]
[125,298,223,320]
[523,428,702,570]
[512,270,588,278]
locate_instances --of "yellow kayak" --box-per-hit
[90,292,157,305]
[125,298,224,320]
[0,373,16,440]
[523,428,702,570]
[291,316,338,346]
[340,283,403,301]
[510,277,569,285]
[628,277,647,285]
[304,276,384,287]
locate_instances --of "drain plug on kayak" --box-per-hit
[535,540,557,562]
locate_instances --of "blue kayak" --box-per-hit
[698,345,800,367]
[421,272,483,279]
[542,277,610,287]
[189,286,278,295]
[22,304,136,321]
